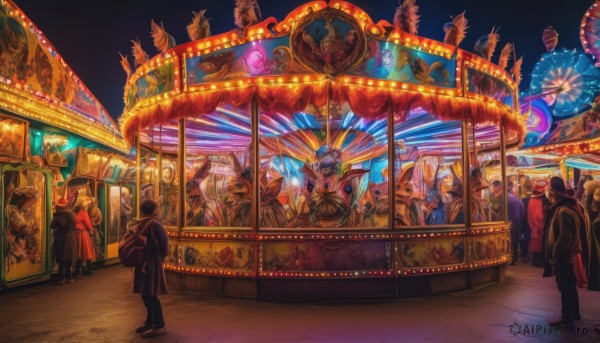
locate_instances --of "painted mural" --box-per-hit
[291,8,366,74]
[0,116,26,161]
[472,233,510,261]
[397,238,465,268]
[125,60,175,109]
[349,39,456,88]
[182,240,254,274]
[2,169,46,282]
[185,36,304,86]
[467,68,513,101]
[0,1,116,128]
[261,240,391,272]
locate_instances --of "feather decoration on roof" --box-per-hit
[443,11,468,47]
[498,43,512,69]
[474,27,500,61]
[118,52,132,79]
[187,9,211,41]
[151,20,176,53]
[511,55,523,86]
[393,0,420,35]
[131,40,149,67]
[234,0,262,31]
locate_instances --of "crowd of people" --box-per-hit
[508,175,600,329]
[50,197,99,284]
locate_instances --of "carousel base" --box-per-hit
[165,265,506,300]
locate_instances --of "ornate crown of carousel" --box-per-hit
[119,0,524,145]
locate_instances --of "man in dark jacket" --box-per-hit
[544,177,585,327]
[130,199,169,337]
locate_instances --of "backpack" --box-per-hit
[118,219,156,267]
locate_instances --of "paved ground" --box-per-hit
[0,262,598,343]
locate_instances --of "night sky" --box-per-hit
[12,0,593,120]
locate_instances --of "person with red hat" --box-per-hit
[543,176,587,327]
[49,198,79,284]
[527,179,550,267]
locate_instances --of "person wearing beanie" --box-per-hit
[129,198,169,338]
[543,176,587,327]
[49,198,79,284]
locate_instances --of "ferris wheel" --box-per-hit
[530,48,600,117]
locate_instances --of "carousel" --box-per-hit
[0,0,132,287]
[120,0,525,299]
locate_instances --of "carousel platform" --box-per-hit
[0,263,598,342]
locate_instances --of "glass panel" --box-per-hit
[184,105,253,228]
[139,126,160,203]
[159,120,180,227]
[394,111,465,226]
[260,101,388,229]
[470,122,505,223]
[2,169,46,281]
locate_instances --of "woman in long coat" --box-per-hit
[73,197,96,275]
[50,198,79,283]
[130,199,169,337]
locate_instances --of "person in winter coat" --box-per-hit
[544,177,586,327]
[73,197,96,276]
[130,199,169,338]
[50,198,79,284]
[528,179,549,267]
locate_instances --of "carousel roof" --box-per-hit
[119,0,524,147]
[0,0,128,153]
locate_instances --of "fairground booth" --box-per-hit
[120,0,525,299]
[0,0,132,287]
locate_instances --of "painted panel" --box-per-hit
[0,1,116,128]
[472,232,511,262]
[125,60,175,109]
[349,38,456,88]
[0,116,26,161]
[2,169,46,282]
[182,240,255,274]
[396,238,465,268]
[185,37,304,86]
[261,240,391,272]
[467,67,513,101]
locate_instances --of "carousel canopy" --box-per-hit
[0,0,128,153]
[119,0,524,146]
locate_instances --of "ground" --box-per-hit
[0,263,598,343]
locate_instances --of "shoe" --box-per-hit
[55,279,65,285]
[66,279,74,284]
[136,324,153,334]
[509,261,516,266]
[142,326,166,338]
[595,325,600,332]
[83,270,95,276]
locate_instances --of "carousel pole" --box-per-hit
[251,95,260,231]
[177,118,186,230]
[387,104,395,230]
[500,118,508,223]
[157,124,162,203]
[462,117,472,229]
[326,80,331,147]
[135,122,141,220]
